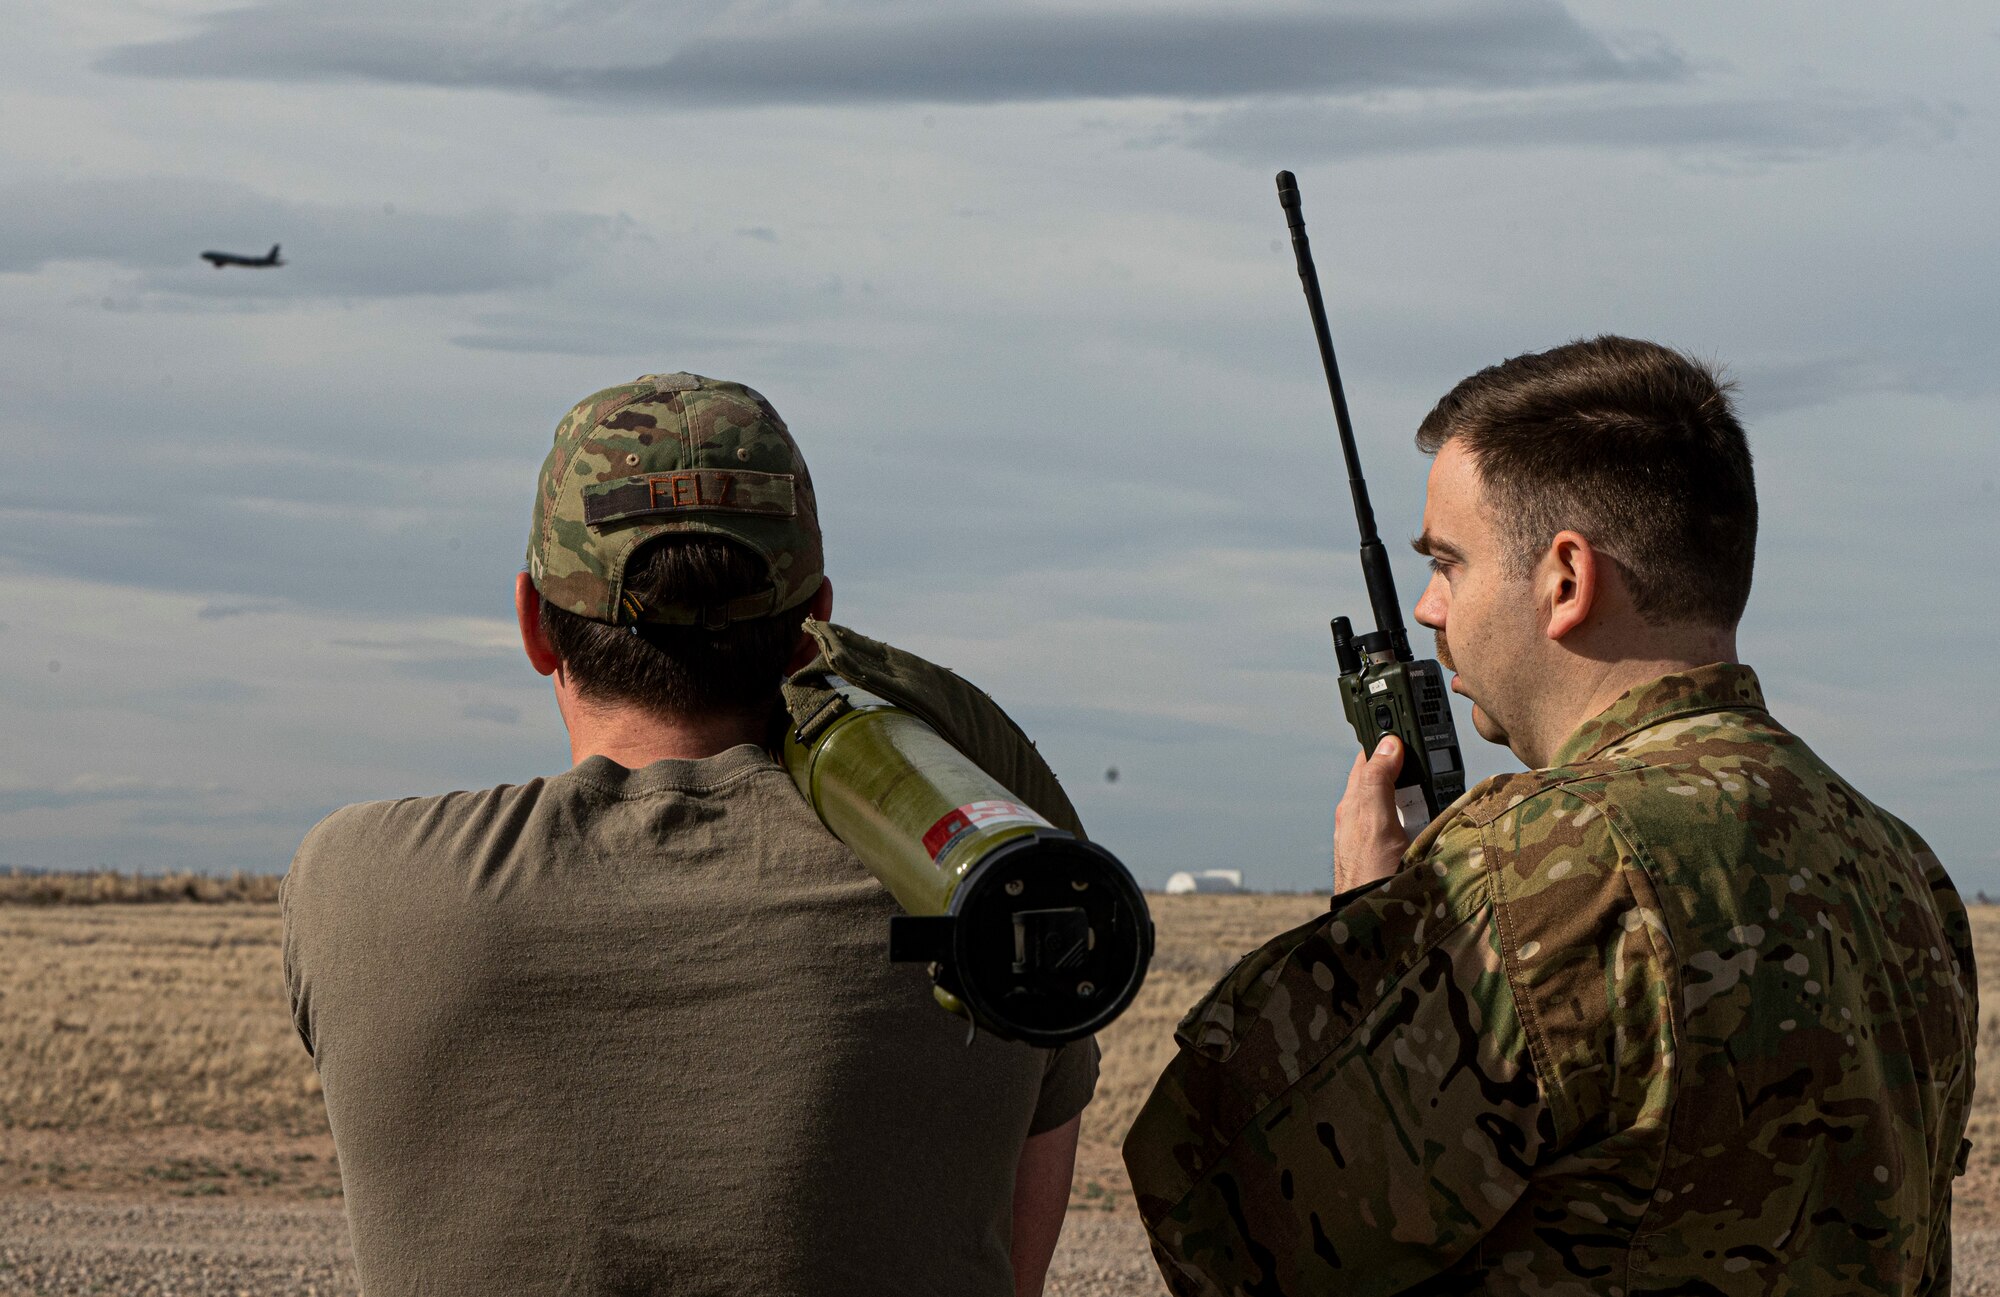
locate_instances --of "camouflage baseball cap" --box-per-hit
[527,372,823,629]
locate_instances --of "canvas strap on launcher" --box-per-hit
[782,622,1153,1046]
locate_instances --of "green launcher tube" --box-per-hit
[784,682,1152,1046]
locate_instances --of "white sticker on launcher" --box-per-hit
[922,800,1051,863]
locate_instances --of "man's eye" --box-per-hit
[1427,558,1449,576]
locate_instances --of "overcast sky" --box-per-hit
[3,0,1995,892]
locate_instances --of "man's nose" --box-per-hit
[1413,576,1446,629]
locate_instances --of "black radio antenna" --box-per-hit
[1276,169,1411,662]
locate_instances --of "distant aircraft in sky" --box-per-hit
[200,244,284,269]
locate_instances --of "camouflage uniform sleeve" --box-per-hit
[1123,800,1553,1296]
[1900,821,1978,1297]
[1124,777,1680,1296]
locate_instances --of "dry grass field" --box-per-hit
[3,892,1999,1293]
[0,894,1332,1211]
[0,905,319,1136]
[0,872,282,907]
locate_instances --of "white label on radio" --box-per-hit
[1396,785,1431,836]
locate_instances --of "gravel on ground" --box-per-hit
[0,1194,1153,1296]
[0,1196,354,1296]
[3,1194,1994,1295]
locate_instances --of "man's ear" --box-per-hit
[516,572,561,677]
[1541,530,1599,642]
[787,577,835,674]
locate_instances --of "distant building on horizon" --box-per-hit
[1164,869,1245,895]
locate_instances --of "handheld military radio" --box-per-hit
[785,677,1152,1047]
[1276,170,1466,835]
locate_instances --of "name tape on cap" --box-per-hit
[583,470,796,527]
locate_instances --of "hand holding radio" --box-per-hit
[1333,735,1411,892]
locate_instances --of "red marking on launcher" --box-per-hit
[921,800,1049,863]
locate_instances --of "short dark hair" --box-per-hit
[539,536,809,719]
[1415,335,1756,628]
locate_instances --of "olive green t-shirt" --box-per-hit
[283,746,1098,1297]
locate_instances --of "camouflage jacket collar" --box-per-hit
[1551,662,1767,767]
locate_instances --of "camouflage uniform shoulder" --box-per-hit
[1123,767,1564,1294]
[1412,757,1651,884]
[1433,710,1771,826]
[1423,760,1634,831]
[1421,758,1680,1126]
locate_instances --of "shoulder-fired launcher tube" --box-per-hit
[784,681,1153,1046]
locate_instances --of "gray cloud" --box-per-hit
[448,312,726,358]
[1009,704,1253,747]
[162,678,267,706]
[1178,91,1963,164]
[121,803,304,830]
[0,445,544,623]
[1737,352,2000,419]
[0,776,222,815]
[102,2,1682,106]
[197,600,286,620]
[0,175,627,298]
[0,487,521,624]
[329,637,520,684]
[7,0,1996,894]
[447,309,859,367]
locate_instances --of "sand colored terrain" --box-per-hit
[3,896,1998,1294]
[0,872,282,907]
[0,906,318,1136]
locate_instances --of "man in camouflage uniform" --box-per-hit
[1123,336,1975,1294]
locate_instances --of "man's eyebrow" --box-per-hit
[1411,532,1463,559]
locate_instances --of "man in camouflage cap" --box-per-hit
[1123,337,1975,1294]
[527,372,824,630]
[284,373,1097,1296]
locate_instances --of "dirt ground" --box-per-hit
[4,897,1998,1295]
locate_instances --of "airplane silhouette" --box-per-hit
[200,244,284,269]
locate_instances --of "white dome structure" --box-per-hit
[1164,869,1245,895]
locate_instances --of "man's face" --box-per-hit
[1411,439,1540,756]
